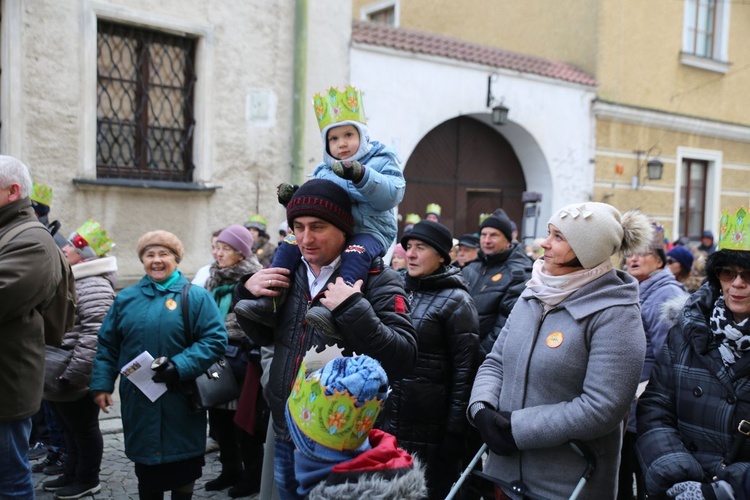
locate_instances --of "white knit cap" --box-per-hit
[548,202,652,269]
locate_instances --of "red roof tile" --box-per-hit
[352,20,597,87]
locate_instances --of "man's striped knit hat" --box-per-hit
[286,179,354,235]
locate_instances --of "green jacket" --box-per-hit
[0,199,62,421]
[90,273,227,464]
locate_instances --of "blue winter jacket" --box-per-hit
[313,141,404,250]
[90,272,227,465]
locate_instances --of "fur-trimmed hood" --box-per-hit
[660,293,691,328]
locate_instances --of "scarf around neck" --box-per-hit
[710,295,750,366]
[526,258,613,309]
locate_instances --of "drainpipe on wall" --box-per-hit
[291,0,308,185]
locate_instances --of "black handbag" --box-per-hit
[181,284,240,411]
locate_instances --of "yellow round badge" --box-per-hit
[491,273,503,282]
[165,298,178,311]
[546,331,564,348]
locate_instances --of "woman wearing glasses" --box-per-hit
[637,207,750,499]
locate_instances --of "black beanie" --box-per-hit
[400,220,453,263]
[286,179,354,235]
[480,213,513,242]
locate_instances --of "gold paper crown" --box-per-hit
[74,219,114,257]
[719,206,750,251]
[405,213,421,225]
[426,203,441,216]
[30,182,53,206]
[287,345,384,452]
[312,86,366,131]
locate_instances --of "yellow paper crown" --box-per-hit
[74,219,114,257]
[30,182,53,206]
[426,203,441,216]
[312,85,366,131]
[719,206,750,251]
[479,213,491,225]
[405,213,421,225]
[287,346,384,452]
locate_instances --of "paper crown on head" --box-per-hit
[405,213,421,225]
[245,214,268,231]
[479,213,491,225]
[650,223,665,249]
[312,86,366,132]
[70,219,114,257]
[719,206,750,251]
[287,345,385,452]
[30,182,53,207]
[426,203,441,216]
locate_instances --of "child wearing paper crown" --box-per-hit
[235,85,405,336]
[285,350,427,499]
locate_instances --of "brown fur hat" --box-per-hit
[136,230,185,263]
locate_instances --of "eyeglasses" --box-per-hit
[625,251,654,260]
[666,257,676,265]
[716,268,750,284]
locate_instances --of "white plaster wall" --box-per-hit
[5,0,350,283]
[351,45,597,226]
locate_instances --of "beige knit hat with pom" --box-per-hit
[547,202,653,269]
[136,230,185,263]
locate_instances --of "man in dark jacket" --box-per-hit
[0,156,63,498]
[461,211,533,356]
[235,179,417,500]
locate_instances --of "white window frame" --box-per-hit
[681,0,731,73]
[673,147,723,242]
[82,2,214,183]
[360,0,399,27]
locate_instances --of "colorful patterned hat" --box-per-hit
[312,85,367,131]
[426,203,441,217]
[719,206,750,251]
[69,219,114,259]
[30,182,53,207]
[245,214,268,232]
[404,213,421,225]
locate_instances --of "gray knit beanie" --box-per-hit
[547,202,653,269]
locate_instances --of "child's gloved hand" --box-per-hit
[332,161,365,183]
[277,183,299,207]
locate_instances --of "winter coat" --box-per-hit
[45,256,117,400]
[313,142,405,251]
[382,265,479,464]
[460,242,532,356]
[0,199,62,421]
[235,257,417,442]
[470,268,646,499]
[626,268,688,432]
[252,235,276,268]
[89,272,227,465]
[307,429,428,500]
[637,282,750,497]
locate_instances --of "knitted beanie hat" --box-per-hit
[286,355,388,463]
[136,230,185,263]
[667,245,694,271]
[217,224,254,258]
[391,244,407,260]
[480,212,514,242]
[401,220,453,263]
[286,179,354,235]
[547,202,653,269]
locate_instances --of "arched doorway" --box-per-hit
[401,116,526,236]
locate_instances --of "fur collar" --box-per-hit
[72,256,118,280]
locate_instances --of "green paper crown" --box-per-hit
[245,214,268,231]
[719,206,750,251]
[287,358,383,452]
[76,219,114,256]
[479,213,491,225]
[426,203,441,216]
[31,182,53,206]
[313,85,366,131]
[404,213,421,225]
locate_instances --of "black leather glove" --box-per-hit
[277,183,299,207]
[474,409,518,456]
[439,432,466,460]
[151,360,180,384]
[332,160,365,183]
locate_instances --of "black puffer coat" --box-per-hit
[235,257,417,442]
[382,265,479,462]
[637,282,750,496]
[460,242,532,356]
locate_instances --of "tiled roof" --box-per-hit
[352,20,597,87]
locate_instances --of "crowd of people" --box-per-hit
[2,82,750,500]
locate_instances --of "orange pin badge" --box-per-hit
[165,298,178,311]
[491,273,503,282]
[546,331,564,348]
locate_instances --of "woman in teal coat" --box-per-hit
[91,230,227,500]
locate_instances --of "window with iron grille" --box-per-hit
[97,21,196,182]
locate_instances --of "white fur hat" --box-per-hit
[548,202,653,269]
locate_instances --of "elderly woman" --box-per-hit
[203,225,265,497]
[41,220,117,499]
[90,230,227,500]
[469,202,651,498]
[637,207,750,499]
[381,220,479,499]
